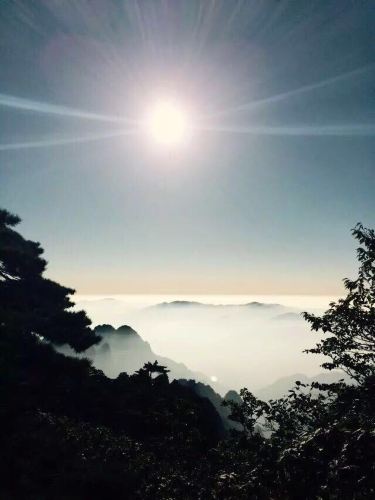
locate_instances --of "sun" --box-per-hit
[145,100,191,147]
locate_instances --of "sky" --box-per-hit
[0,0,374,295]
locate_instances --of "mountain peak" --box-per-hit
[94,324,139,337]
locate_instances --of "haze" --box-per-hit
[1,1,374,296]
[73,294,339,392]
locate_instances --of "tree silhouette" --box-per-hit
[1,209,374,499]
[221,224,375,498]
[304,223,375,382]
[0,208,100,351]
[135,361,170,379]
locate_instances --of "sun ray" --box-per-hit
[0,93,137,125]
[203,63,375,120]
[200,123,375,137]
[0,129,137,152]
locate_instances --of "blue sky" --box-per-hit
[1,0,374,294]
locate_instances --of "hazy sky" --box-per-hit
[1,1,374,295]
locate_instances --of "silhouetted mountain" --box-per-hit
[2,208,374,499]
[272,312,302,321]
[244,301,281,308]
[224,389,243,405]
[178,379,242,431]
[155,300,206,308]
[89,324,211,383]
[58,323,237,431]
[94,324,116,333]
[254,371,351,401]
[149,300,282,310]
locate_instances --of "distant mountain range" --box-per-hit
[150,300,282,309]
[147,300,303,323]
[272,312,303,321]
[253,371,352,401]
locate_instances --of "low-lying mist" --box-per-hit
[73,294,339,394]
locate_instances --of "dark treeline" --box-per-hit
[0,208,374,499]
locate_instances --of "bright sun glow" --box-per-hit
[145,100,191,146]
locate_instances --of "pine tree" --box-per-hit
[0,208,99,351]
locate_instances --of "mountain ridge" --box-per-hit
[149,300,282,309]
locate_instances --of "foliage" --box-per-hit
[304,224,375,382]
[0,208,100,351]
[221,224,375,499]
[1,209,374,499]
